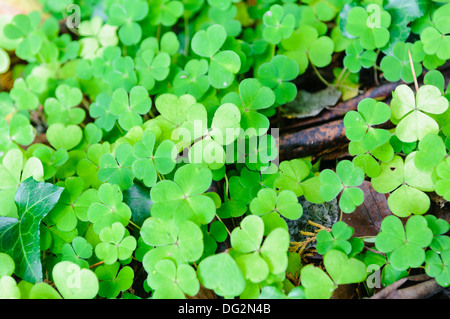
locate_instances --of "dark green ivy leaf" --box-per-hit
[0,177,64,283]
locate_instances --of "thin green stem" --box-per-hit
[224,173,229,200]
[129,220,141,230]
[156,23,162,43]
[184,11,189,56]
[334,66,348,88]
[311,61,331,87]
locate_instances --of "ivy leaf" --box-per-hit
[0,177,63,283]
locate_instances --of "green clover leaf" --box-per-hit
[425,250,450,287]
[375,215,433,271]
[191,24,241,89]
[435,157,450,201]
[110,86,152,131]
[148,259,199,298]
[9,78,40,111]
[87,182,132,234]
[343,40,377,73]
[46,123,83,151]
[257,55,299,105]
[135,50,171,91]
[61,236,93,269]
[78,16,118,59]
[281,25,334,73]
[173,59,210,100]
[95,262,134,299]
[390,84,448,143]
[420,4,450,61]
[89,93,116,132]
[316,221,354,255]
[95,222,137,265]
[345,6,391,50]
[300,265,336,299]
[249,188,303,220]
[53,261,99,299]
[148,0,184,27]
[98,143,136,190]
[150,164,216,225]
[221,78,275,136]
[344,98,391,151]
[319,160,364,213]
[0,113,36,149]
[414,133,446,171]
[231,215,290,282]
[380,41,424,83]
[197,252,245,298]
[44,84,84,125]
[140,217,204,264]
[323,249,367,285]
[132,130,177,187]
[273,158,312,196]
[107,0,149,45]
[262,4,295,45]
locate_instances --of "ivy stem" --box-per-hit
[408,49,419,92]
[310,61,331,87]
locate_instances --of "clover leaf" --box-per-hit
[140,217,204,265]
[191,24,241,89]
[257,55,299,105]
[375,215,433,271]
[435,157,450,201]
[89,93,116,132]
[61,236,93,269]
[425,250,450,287]
[0,113,36,150]
[148,0,184,27]
[300,265,336,299]
[44,84,84,125]
[0,177,63,283]
[53,261,99,299]
[345,6,391,50]
[323,249,367,285]
[231,215,290,283]
[221,78,275,136]
[95,262,134,299]
[420,3,450,61]
[280,25,334,73]
[132,130,177,187]
[135,50,171,91]
[273,158,312,196]
[107,0,149,46]
[249,188,302,220]
[87,182,132,234]
[148,259,199,299]
[344,98,392,151]
[46,123,83,151]
[316,221,354,255]
[414,133,446,171]
[380,41,424,83]
[110,86,152,131]
[9,78,40,111]
[343,40,377,73]
[98,143,136,190]
[319,160,365,213]
[173,59,210,100]
[95,222,137,265]
[197,252,246,298]
[371,154,432,217]
[262,4,295,45]
[150,164,216,225]
[390,84,449,142]
[78,16,118,59]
